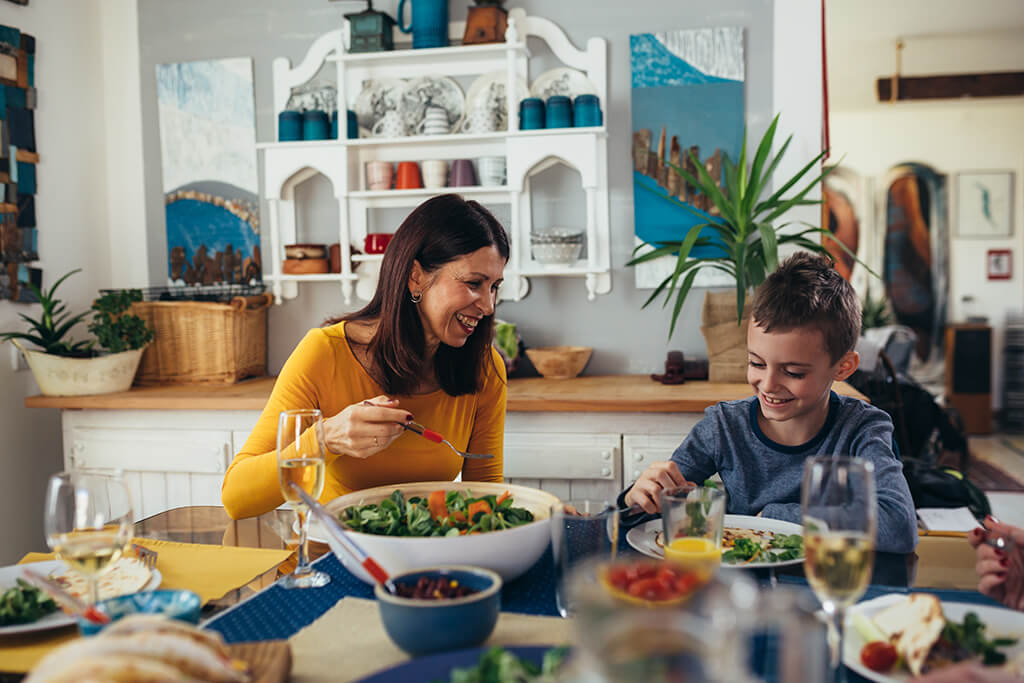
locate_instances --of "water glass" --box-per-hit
[660,485,726,576]
[277,409,330,589]
[551,499,621,618]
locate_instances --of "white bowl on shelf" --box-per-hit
[532,241,583,265]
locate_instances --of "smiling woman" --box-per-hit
[222,195,511,520]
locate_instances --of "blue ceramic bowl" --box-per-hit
[77,589,201,636]
[375,566,501,656]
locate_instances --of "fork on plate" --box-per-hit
[132,543,158,569]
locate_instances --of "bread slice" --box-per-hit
[872,594,945,677]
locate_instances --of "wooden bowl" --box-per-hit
[525,345,593,379]
[282,258,328,274]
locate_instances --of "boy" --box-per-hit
[622,252,917,553]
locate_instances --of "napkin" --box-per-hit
[2,540,293,673]
[289,597,573,682]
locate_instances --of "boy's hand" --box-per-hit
[624,461,690,514]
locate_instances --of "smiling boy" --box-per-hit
[622,252,917,553]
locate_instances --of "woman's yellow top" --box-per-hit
[222,321,506,519]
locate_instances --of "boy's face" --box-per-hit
[746,321,859,427]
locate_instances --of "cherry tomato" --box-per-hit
[675,573,698,595]
[860,642,898,672]
[607,567,630,589]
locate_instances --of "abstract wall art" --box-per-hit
[956,170,1013,238]
[629,27,745,288]
[155,58,261,285]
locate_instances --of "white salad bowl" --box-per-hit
[314,481,561,585]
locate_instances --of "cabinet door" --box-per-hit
[504,432,621,506]
[621,434,722,487]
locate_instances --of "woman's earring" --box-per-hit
[410,291,422,304]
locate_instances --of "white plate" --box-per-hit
[352,78,406,131]
[529,67,598,100]
[625,514,805,569]
[398,75,465,136]
[843,595,1024,682]
[464,71,529,132]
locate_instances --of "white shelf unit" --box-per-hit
[259,10,611,305]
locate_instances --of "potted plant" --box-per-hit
[627,114,867,381]
[1,269,155,396]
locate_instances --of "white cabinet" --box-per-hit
[258,9,612,305]
[504,432,621,505]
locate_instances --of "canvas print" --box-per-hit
[630,27,745,288]
[156,58,261,285]
[956,171,1013,238]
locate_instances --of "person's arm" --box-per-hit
[461,349,506,483]
[857,414,918,553]
[221,329,333,519]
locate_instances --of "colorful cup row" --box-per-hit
[519,94,602,130]
[365,157,506,191]
[278,109,359,142]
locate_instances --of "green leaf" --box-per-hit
[668,266,702,338]
[756,221,779,273]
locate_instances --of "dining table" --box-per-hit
[2,504,1006,683]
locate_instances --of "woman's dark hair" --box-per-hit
[328,194,510,396]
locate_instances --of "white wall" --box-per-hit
[0,0,113,562]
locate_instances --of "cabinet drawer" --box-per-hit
[504,433,620,480]
[68,428,232,474]
[622,434,683,482]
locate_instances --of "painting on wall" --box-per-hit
[155,58,261,285]
[0,23,40,302]
[956,170,1013,238]
[629,27,744,288]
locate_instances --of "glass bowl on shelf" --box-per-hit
[530,228,584,265]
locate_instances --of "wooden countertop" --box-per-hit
[24,375,866,413]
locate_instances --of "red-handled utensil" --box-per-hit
[21,568,111,624]
[361,400,494,459]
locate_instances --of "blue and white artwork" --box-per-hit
[630,28,744,287]
[156,58,261,285]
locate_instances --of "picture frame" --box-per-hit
[956,170,1014,238]
[987,249,1012,280]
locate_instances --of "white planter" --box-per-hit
[11,340,146,396]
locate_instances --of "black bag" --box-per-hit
[902,457,991,520]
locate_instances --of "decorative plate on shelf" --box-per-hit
[464,71,529,132]
[529,67,598,100]
[398,75,465,135]
[352,78,406,131]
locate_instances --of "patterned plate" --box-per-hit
[398,75,465,135]
[464,71,529,132]
[529,67,598,100]
[352,78,406,131]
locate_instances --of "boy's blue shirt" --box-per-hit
[623,391,918,553]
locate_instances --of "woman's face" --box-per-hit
[409,245,505,350]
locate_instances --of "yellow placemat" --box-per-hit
[3,540,293,673]
[289,597,573,682]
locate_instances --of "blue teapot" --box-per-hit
[397,0,448,49]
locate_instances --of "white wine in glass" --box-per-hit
[44,472,134,605]
[802,456,876,683]
[277,408,330,589]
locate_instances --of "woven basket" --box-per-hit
[130,293,272,385]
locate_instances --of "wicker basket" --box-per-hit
[130,293,272,385]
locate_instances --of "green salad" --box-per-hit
[0,579,57,626]
[437,646,569,683]
[339,489,535,537]
[722,533,804,564]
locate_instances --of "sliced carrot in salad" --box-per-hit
[427,490,448,521]
[467,500,492,522]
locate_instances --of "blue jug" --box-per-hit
[397,0,448,49]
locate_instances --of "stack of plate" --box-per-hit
[530,229,584,265]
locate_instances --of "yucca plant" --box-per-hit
[0,269,95,356]
[628,114,867,337]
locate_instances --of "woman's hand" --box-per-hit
[322,395,411,459]
[623,461,690,514]
[969,516,1024,612]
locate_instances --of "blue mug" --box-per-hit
[519,97,545,130]
[545,95,572,128]
[302,109,330,140]
[278,110,302,141]
[573,94,602,127]
[397,0,448,49]
[346,110,359,139]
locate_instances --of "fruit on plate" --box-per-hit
[598,559,708,607]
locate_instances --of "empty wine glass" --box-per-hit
[277,409,330,589]
[44,471,134,605]
[801,456,876,682]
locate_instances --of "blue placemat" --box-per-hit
[204,546,559,643]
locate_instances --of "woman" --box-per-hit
[222,194,509,519]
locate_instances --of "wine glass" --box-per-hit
[44,471,134,606]
[801,456,877,682]
[277,409,330,589]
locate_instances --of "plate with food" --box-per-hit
[310,481,560,584]
[50,555,161,603]
[844,593,1023,681]
[0,561,73,636]
[626,514,805,568]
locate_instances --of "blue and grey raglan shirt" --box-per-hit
[623,392,918,553]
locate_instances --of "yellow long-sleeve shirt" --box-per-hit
[222,321,506,519]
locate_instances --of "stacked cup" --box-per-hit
[519,98,545,130]
[416,106,449,135]
[573,94,602,127]
[477,156,506,187]
[545,96,572,128]
[422,160,448,189]
[531,227,584,265]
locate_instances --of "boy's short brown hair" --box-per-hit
[750,252,861,363]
